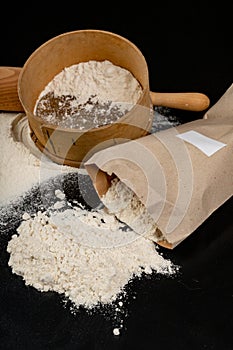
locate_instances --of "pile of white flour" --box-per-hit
[0,110,179,335]
[7,201,176,308]
[37,60,142,105]
[34,60,143,129]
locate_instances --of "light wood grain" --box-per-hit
[150,91,210,112]
[0,66,210,113]
[0,67,24,111]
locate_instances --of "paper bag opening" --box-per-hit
[85,84,233,249]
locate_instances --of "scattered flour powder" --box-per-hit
[0,113,79,206]
[0,108,180,335]
[0,113,42,205]
[34,60,143,129]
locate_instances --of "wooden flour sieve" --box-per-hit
[0,30,210,168]
[0,67,210,113]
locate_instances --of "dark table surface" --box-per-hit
[1,3,233,350]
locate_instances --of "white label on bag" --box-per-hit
[176,130,226,156]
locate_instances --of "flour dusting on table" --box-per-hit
[0,113,79,207]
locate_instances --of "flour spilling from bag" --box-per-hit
[85,84,233,249]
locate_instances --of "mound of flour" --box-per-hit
[7,189,178,334]
[37,60,142,105]
[34,60,143,129]
[7,201,177,307]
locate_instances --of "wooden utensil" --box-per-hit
[0,66,210,112]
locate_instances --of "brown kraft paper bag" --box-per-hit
[85,84,233,249]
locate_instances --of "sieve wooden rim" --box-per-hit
[17,29,152,166]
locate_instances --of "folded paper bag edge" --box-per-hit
[84,164,112,197]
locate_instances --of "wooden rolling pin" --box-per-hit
[0,66,210,112]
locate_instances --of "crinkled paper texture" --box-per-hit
[85,84,233,248]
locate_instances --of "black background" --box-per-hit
[1,2,233,349]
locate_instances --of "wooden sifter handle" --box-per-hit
[0,66,210,112]
[150,91,210,112]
